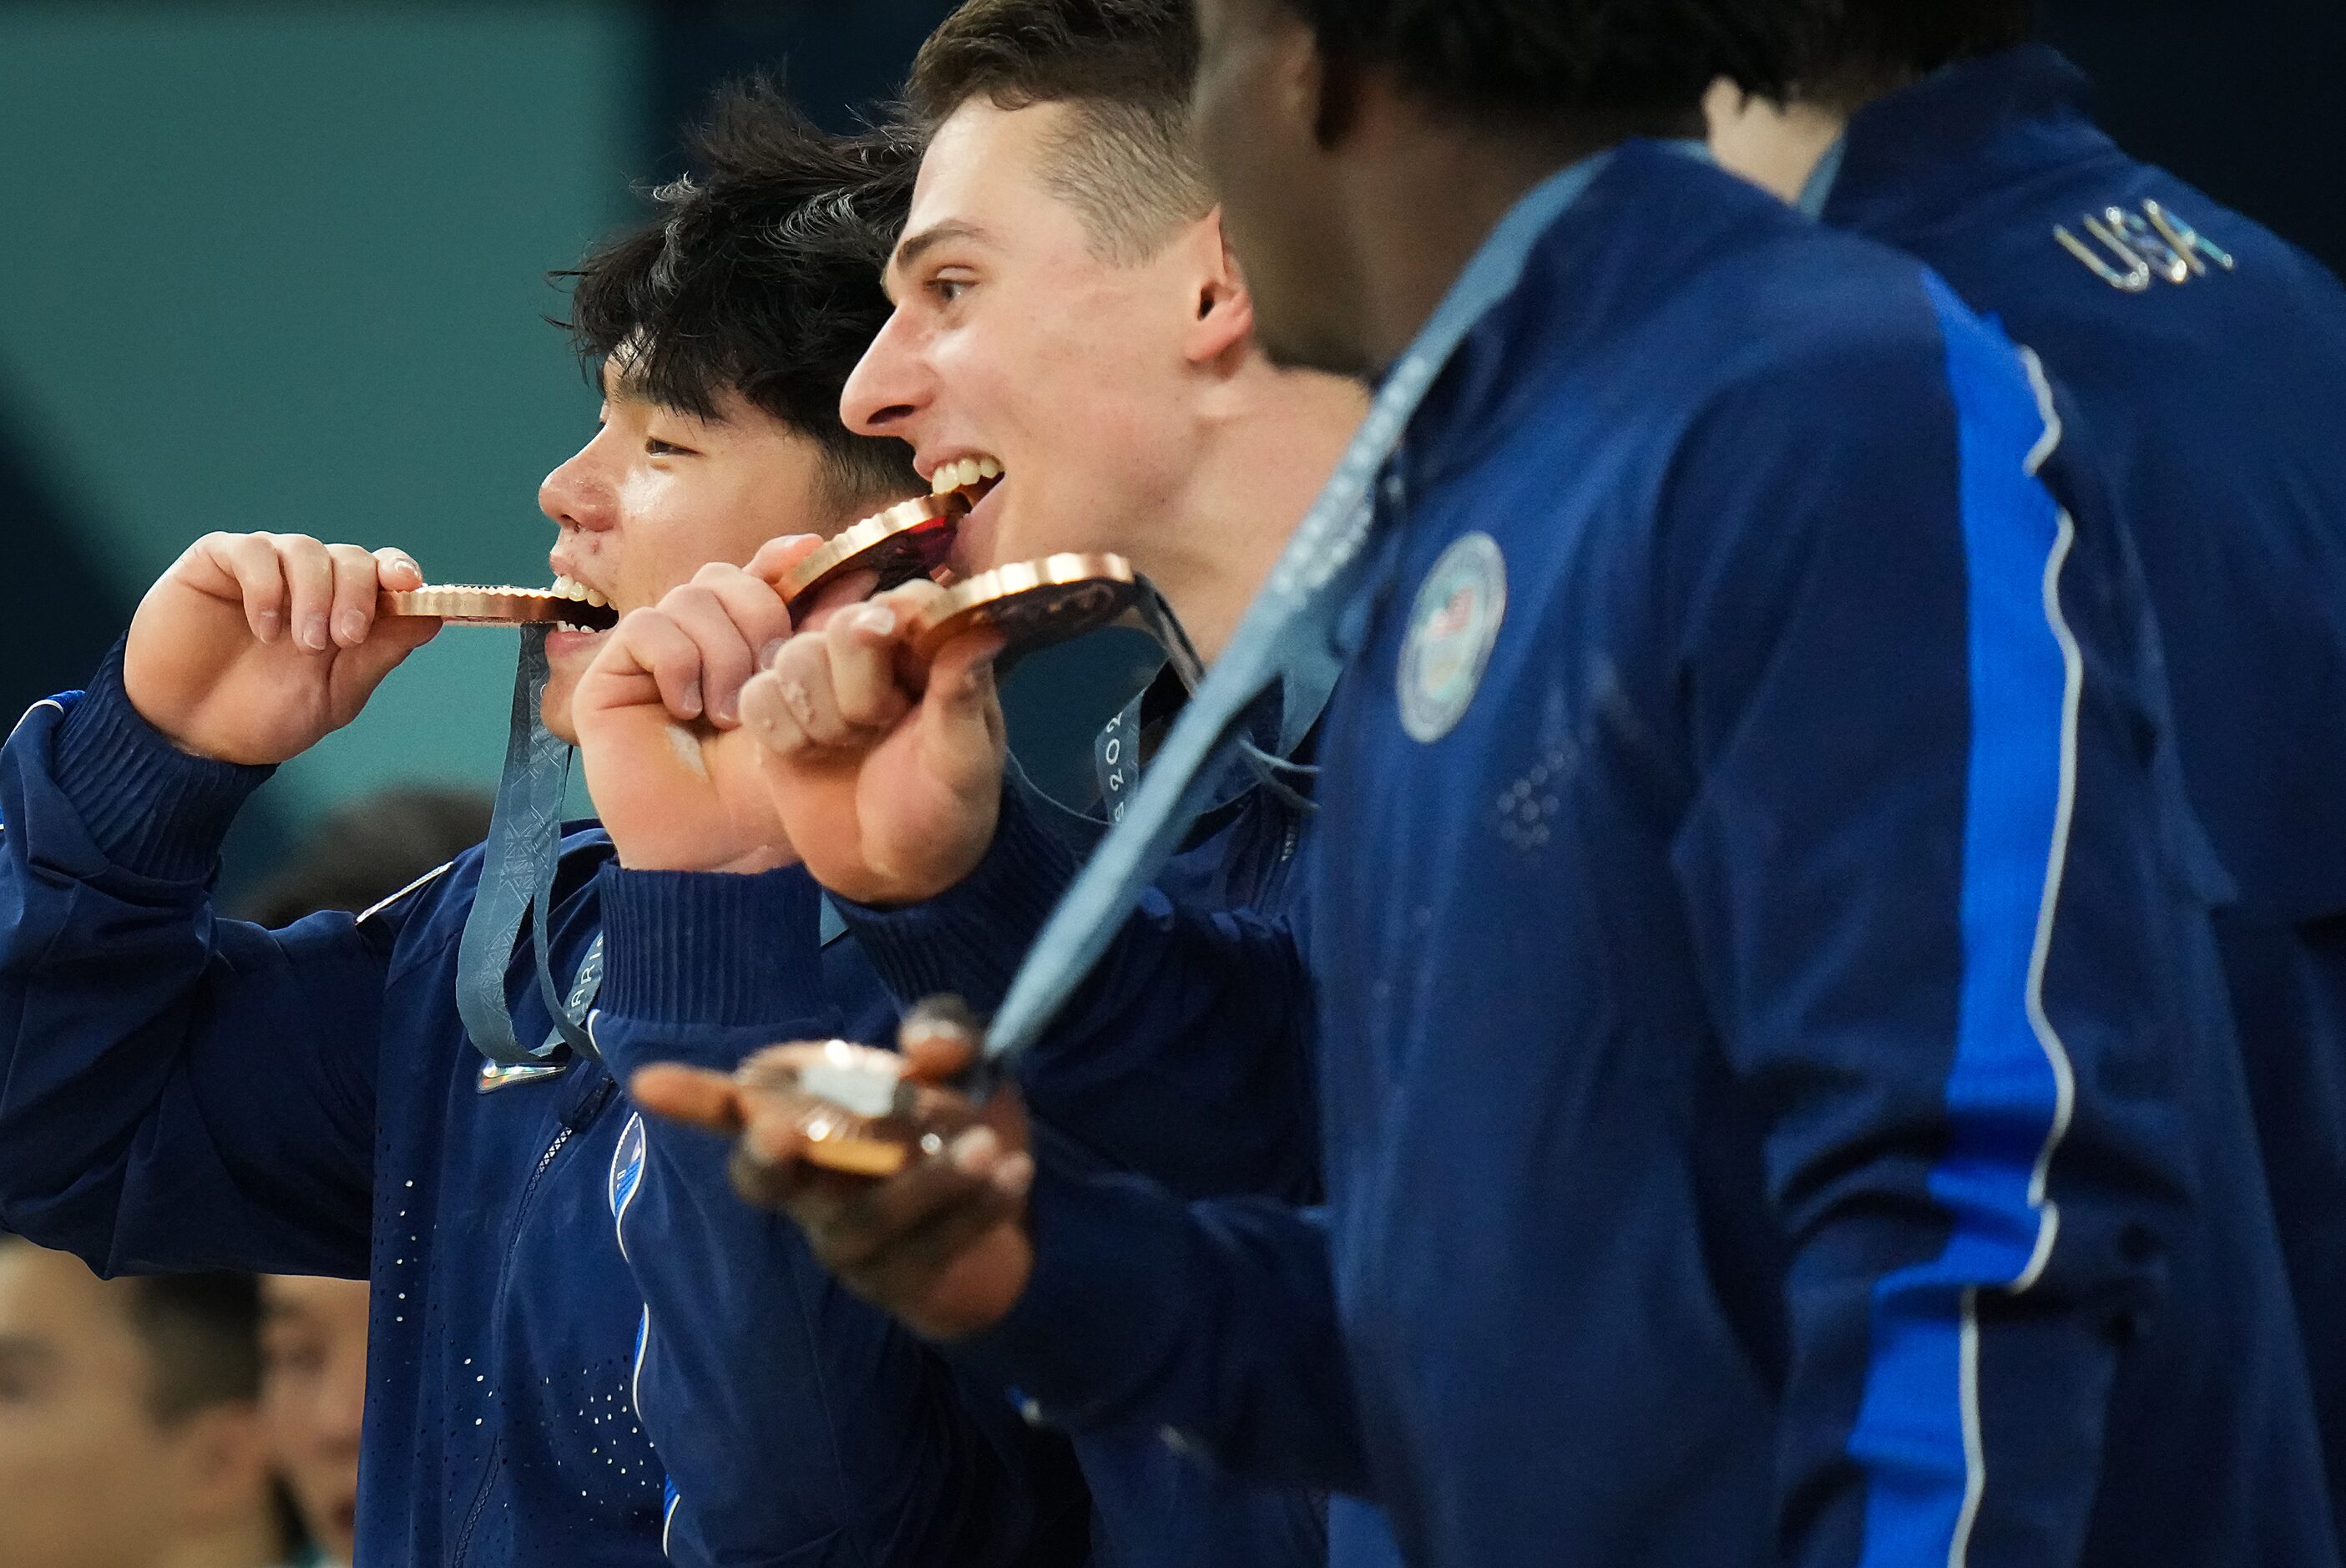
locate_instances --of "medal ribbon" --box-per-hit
[456,625,596,1065]
[982,153,1611,1067]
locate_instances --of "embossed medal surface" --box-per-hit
[907,552,1139,660]
[377,585,619,630]
[774,494,964,608]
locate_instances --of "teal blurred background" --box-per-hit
[3,1,2338,890]
[0,6,644,847]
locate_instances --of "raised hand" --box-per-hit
[629,1001,1034,1342]
[739,579,1009,907]
[123,532,441,766]
[571,539,827,875]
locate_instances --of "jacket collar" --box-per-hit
[1401,139,1764,495]
[1814,46,2118,222]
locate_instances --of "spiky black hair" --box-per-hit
[561,80,920,508]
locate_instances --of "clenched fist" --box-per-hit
[741,579,1009,907]
[570,539,827,875]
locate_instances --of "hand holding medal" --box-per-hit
[630,1001,1034,1342]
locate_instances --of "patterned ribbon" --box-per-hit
[456,626,596,1065]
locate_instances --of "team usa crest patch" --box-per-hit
[1398,532,1508,743]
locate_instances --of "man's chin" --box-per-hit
[538,674,580,747]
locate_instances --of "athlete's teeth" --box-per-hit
[928,456,1004,497]
[584,589,608,608]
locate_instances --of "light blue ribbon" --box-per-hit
[983,152,1611,1065]
[456,627,596,1065]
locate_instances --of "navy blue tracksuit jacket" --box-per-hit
[1812,46,2346,1525]
[837,680,1383,1568]
[0,650,1081,1566]
[852,143,2338,1565]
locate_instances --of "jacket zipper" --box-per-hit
[450,1075,616,1565]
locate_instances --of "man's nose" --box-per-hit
[841,311,926,439]
[539,442,614,532]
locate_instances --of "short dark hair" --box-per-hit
[906,0,1211,263]
[563,79,921,511]
[1272,0,1823,130]
[235,787,495,928]
[1795,0,2038,103]
[124,1271,265,1423]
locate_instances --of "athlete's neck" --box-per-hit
[1145,363,1368,664]
[1704,83,1850,205]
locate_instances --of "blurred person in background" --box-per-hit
[1709,3,2346,1545]
[236,787,493,933]
[251,1278,363,1568]
[0,1237,300,1568]
[235,787,494,1568]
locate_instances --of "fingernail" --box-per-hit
[759,639,786,670]
[845,604,896,637]
[949,1125,1000,1171]
[255,609,283,642]
[301,614,330,651]
[779,677,817,727]
[335,608,368,645]
[712,688,738,725]
[994,1152,1034,1197]
[680,679,702,716]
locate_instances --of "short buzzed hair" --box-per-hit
[1272,0,1823,131]
[126,1271,265,1422]
[0,1236,263,1421]
[1795,0,2038,104]
[906,0,1212,265]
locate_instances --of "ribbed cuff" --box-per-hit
[834,784,1079,1016]
[947,1162,1189,1418]
[51,644,273,882]
[597,862,827,1028]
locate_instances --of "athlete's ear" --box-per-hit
[1183,208,1258,367]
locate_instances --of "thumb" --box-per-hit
[898,996,983,1082]
[746,533,827,586]
[919,634,1006,777]
[629,1064,748,1134]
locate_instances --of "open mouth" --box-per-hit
[547,573,613,635]
[929,455,1003,513]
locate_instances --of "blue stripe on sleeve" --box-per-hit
[1848,274,2081,1568]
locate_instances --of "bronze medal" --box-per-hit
[775,494,963,609]
[741,1039,923,1178]
[377,585,618,630]
[907,552,1138,660]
